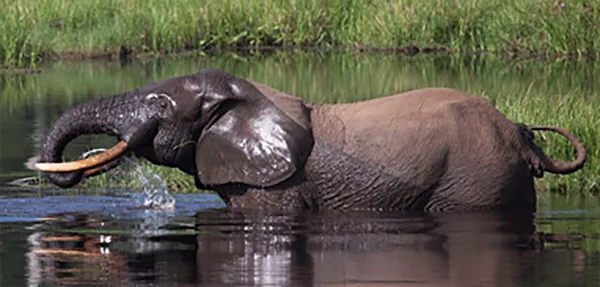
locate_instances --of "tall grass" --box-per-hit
[1,0,599,67]
[1,51,599,194]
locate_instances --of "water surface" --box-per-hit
[1,52,600,286]
[1,192,600,286]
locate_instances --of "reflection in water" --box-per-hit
[26,220,122,286]
[22,209,595,286]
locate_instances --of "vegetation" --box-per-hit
[1,51,599,194]
[1,0,600,67]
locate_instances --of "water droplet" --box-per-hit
[80,149,175,210]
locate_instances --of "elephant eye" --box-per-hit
[146,93,176,109]
[146,93,159,102]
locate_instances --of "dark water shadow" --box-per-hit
[3,203,594,287]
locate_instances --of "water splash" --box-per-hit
[80,149,176,210]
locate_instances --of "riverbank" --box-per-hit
[1,0,599,67]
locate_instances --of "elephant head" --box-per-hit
[36,69,314,189]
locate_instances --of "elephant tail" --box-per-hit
[518,124,587,177]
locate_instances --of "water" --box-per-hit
[1,200,599,286]
[1,51,600,286]
[78,148,176,210]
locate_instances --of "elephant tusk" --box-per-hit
[82,157,123,177]
[35,141,129,173]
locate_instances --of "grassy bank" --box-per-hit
[1,52,599,194]
[1,0,600,67]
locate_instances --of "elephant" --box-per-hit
[34,68,587,212]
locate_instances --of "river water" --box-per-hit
[1,51,600,286]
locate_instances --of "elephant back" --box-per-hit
[248,80,312,131]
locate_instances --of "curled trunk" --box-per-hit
[40,93,136,188]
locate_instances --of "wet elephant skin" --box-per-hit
[36,69,586,212]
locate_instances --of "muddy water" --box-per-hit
[1,52,600,286]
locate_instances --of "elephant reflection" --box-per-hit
[25,214,198,286]
[192,210,541,286]
[25,216,128,286]
[25,210,589,286]
[307,212,535,286]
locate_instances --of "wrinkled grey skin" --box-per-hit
[39,69,587,212]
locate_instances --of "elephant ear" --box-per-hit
[195,77,314,187]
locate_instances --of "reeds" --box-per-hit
[1,0,599,67]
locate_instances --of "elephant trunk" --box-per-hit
[39,93,136,188]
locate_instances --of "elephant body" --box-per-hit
[216,85,536,211]
[36,69,586,212]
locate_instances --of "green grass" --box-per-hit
[1,0,600,68]
[1,51,599,194]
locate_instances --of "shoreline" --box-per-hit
[2,44,597,74]
[2,0,598,68]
